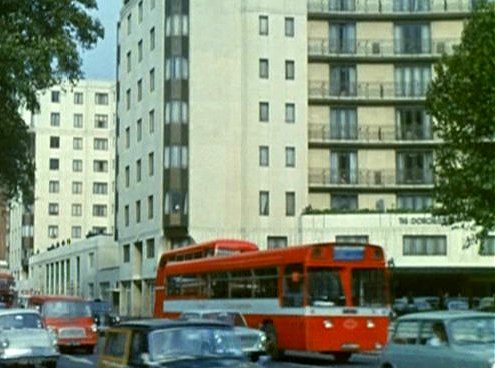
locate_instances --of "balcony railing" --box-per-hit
[309,168,434,186]
[308,38,458,57]
[308,0,474,14]
[309,123,434,142]
[309,80,430,100]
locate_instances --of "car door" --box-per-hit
[417,321,456,368]
[98,328,132,368]
[386,320,421,368]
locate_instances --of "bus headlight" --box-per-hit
[366,319,375,329]
[323,320,333,329]
[91,324,98,333]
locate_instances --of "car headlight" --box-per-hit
[91,324,98,333]
[47,329,58,347]
[0,338,9,349]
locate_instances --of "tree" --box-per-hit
[0,0,103,203]
[426,1,495,246]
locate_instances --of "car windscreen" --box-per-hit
[90,302,111,314]
[450,317,495,345]
[42,300,92,318]
[308,268,345,307]
[352,269,387,307]
[148,326,244,361]
[0,313,43,329]
[203,312,247,327]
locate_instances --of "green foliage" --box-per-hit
[426,2,495,245]
[0,0,103,203]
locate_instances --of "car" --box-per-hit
[89,299,120,334]
[379,311,495,368]
[97,319,263,368]
[0,308,59,368]
[179,310,266,361]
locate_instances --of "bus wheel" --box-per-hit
[262,323,284,360]
[333,352,352,363]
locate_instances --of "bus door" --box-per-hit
[279,264,305,349]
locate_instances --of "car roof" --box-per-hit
[397,310,493,321]
[0,308,41,316]
[182,310,240,315]
[118,318,230,330]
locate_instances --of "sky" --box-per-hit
[81,0,120,80]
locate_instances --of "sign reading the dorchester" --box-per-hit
[398,216,447,225]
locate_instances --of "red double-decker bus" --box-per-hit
[0,272,15,307]
[154,241,390,362]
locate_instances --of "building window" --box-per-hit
[71,226,82,239]
[125,127,130,148]
[259,146,269,167]
[136,159,142,182]
[331,108,357,139]
[165,57,188,80]
[74,92,83,104]
[150,0,155,8]
[394,23,431,54]
[396,151,433,184]
[164,191,187,215]
[49,158,59,170]
[285,60,295,80]
[93,204,107,217]
[50,136,60,148]
[395,65,431,97]
[48,203,59,215]
[95,93,109,105]
[123,244,130,262]
[336,235,369,244]
[285,17,295,37]
[93,182,108,194]
[48,225,59,238]
[285,103,295,123]
[137,79,142,100]
[480,237,495,256]
[146,238,155,258]
[125,166,130,187]
[165,14,189,36]
[285,147,296,167]
[165,101,188,124]
[73,137,83,150]
[49,180,60,193]
[95,114,108,128]
[51,91,60,103]
[259,191,269,216]
[136,200,141,223]
[72,159,83,172]
[149,109,155,133]
[267,236,287,249]
[127,13,132,34]
[330,65,357,96]
[149,68,155,91]
[150,27,155,50]
[126,89,131,110]
[126,51,132,73]
[259,102,269,122]
[331,150,357,184]
[259,59,269,79]
[148,195,154,219]
[72,181,82,194]
[329,23,356,54]
[138,39,143,62]
[259,15,268,35]
[397,194,432,211]
[137,119,142,141]
[94,138,108,151]
[403,235,447,256]
[138,1,143,22]
[124,206,129,226]
[393,0,431,12]
[71,204,82,217]
[93,160,108,172]
[164,146,188,169]
[148,152,154,176]
[396,108,432,140]
[50,112,60,127]
[286,192,295,216]
[73,113,83,128]
[331,194,358,210]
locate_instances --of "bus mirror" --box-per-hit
[291,272,301,283]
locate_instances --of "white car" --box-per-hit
[179,310,266,361]
[0,309,59,368]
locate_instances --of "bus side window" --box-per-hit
[283,264,304,307]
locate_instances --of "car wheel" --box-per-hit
[333,352,352,363]
[43,361,57,368]
[261,323,284,361]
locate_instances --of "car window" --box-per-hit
[0,313,43,329]
[129,331,147,364]
[105,331,127,357]
[419,321,448,345]
[393,321,419,345]
[450,317,495,344]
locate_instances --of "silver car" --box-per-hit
[379,311,495,368]
[0,309,59,368]
[180,310,266,361]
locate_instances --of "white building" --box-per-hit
[9,80,116,286]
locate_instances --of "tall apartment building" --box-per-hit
[116,0,308,316]
[9,80,116,287]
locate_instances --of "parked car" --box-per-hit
[0,308,59,368]
[97,319,263,368]
[89,299,120,334]
[179,310,266,361]
[379,311,495,368]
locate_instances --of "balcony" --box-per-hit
[309,123,438,147]
[308,0,474,19]
[309,80,429,105]
[309,168,434,189]
[308,38,458,61]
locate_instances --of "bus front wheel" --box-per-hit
[333,352,352,363]
[262,323,284,360]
